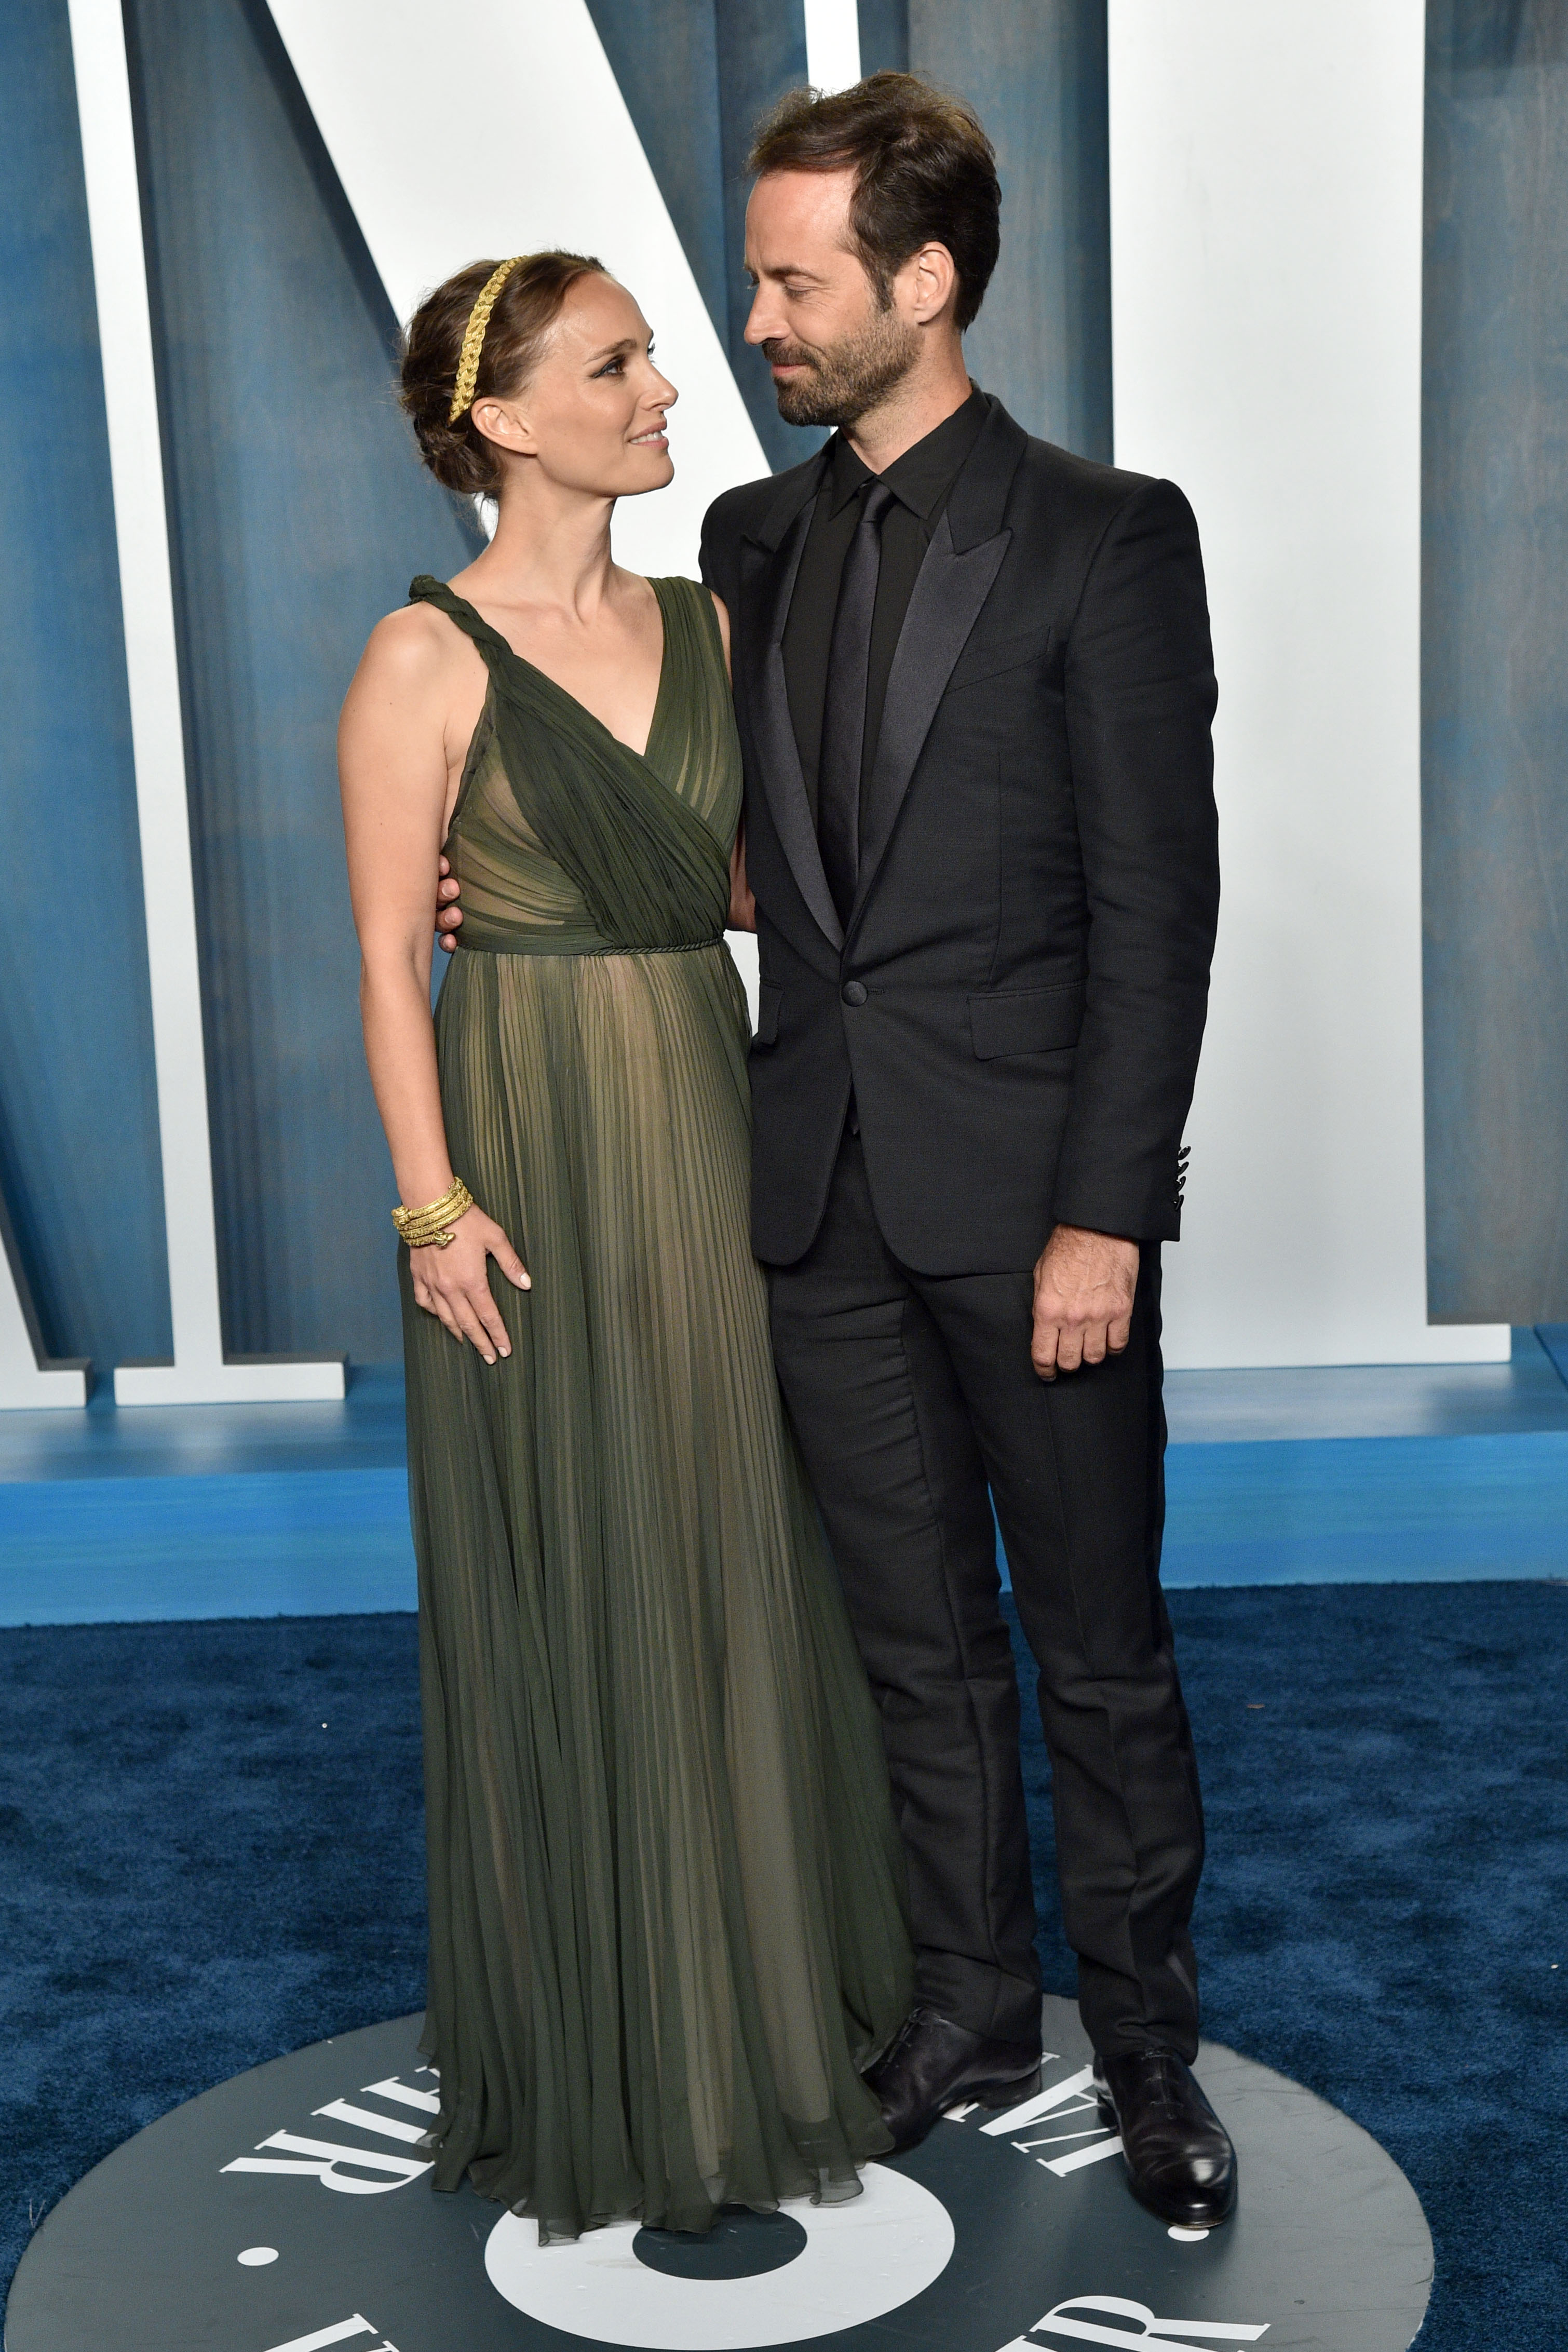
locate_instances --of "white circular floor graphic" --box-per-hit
[4,2002,1434,2352]
[485,2166,954,2349]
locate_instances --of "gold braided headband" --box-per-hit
[448,258,524,423]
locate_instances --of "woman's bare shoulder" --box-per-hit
[358,599,463,686]
[345,603,481,735]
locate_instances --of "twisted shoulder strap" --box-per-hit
[409,574,512,664]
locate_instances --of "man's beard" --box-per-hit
[762,307,920,428]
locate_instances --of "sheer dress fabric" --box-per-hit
[401,573,913,2245]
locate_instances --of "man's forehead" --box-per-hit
[745,167,857,268]
[748,167,854,231]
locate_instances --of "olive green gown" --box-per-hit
[400,573,913,2246]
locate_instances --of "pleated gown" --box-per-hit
[400,573,913,2245]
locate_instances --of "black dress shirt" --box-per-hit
[781,386,988,828]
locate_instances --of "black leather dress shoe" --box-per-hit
[1093,2049,1237,2227]
[866,2005,1043,2153]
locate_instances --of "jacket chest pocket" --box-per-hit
[968,981,1084,1059]
[944,624,1052,697]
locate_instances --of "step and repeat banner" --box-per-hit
[1,0,1561,1399]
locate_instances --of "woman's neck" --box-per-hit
[461,467,621,620]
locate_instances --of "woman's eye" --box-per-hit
[595,358,624,377]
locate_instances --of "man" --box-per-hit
[441,72,1232,2229]
[706,71,1229,2235]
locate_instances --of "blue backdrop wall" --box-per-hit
[1423,0,1568,1322]
[0,0,1563,1376]
[125,0,480,1364]
[585,0,824,471]
[0,0,170,1371]
[909,1,1111,461]
[584,1,1112,464]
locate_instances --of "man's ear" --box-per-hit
[904,241,959,327]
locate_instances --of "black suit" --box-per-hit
[700,394,1220,2060]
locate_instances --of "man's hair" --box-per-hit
[748,72,1000,332]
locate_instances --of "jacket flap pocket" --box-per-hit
[753,981,781,1047]
[968,982,1084,1059]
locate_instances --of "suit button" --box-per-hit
[841,980,868,1007]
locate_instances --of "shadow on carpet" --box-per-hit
[2,1584,1564,2348]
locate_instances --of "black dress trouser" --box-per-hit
[767,1130,1205,2060]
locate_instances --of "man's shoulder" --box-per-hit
[703,450,821,548]
[700,475,771,554]
[1012,430,1160,521]
[994,422,1200,572]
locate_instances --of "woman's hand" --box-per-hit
[410,1207,530,1364]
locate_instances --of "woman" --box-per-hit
[339,252,913,2246]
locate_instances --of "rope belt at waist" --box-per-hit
[452,935,726,959]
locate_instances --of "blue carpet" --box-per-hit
[2,1585,1564,2347]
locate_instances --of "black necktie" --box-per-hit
[818,478,895,925]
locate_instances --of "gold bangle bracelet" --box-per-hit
[392,1177,475,1250]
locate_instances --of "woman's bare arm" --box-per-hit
[728,829,755,931]
[708,591,756,932]
[710,588,733,678]
[340,612,528,1361]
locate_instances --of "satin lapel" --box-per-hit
[850,510,1011,934]
[740,505,844,952]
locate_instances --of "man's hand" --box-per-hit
[1031,1224,1140,1380]
[436,854,462,952]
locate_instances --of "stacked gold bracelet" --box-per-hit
[392,1177,475,1250]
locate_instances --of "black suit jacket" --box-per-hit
[699,393,1220,1275]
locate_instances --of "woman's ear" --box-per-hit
[470,395,536,458]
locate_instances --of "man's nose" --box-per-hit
[742,284,778,347]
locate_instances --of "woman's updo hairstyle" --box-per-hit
[399,250,606,496]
